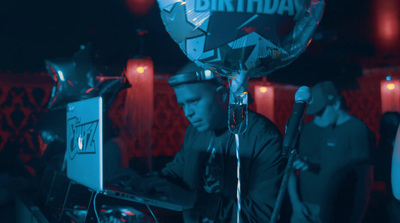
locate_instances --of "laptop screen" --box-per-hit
[66,96,103,191]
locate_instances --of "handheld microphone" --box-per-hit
[282,86,312,156]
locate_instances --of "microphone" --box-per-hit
[282,86,312,156]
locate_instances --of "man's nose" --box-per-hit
[184,105,195,118]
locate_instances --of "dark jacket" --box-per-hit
[161,111,285,222]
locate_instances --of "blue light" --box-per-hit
[386,76,392,81]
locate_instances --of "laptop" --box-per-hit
[66,96,188,211]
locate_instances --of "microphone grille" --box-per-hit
[295,86,312,103]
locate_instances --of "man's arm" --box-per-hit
[392,125,400,200]
[350,123,375,223]
[145,145,200,207]
[351,164,373,223]
[288,159,315,220]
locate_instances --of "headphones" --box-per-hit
[168,70,224,87]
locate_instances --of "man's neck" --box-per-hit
[336,110,351,125]
[313,110,351,127]
[314,116,334,127]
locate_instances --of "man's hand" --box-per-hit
[293,159,310,171]
[292,201,312,219]
[140,176,197,208]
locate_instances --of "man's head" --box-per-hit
[306,81,347,126]
[379,111,400,147]
[169,63,228,132]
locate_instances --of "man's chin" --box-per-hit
[194,125,209,132]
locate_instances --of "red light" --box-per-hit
[125,0,154,15]
[123,210,136,216]
[85,87,94,94]
[374,0,400,49]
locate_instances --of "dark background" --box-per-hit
[0,0,398,87]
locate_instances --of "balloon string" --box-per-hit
[235,134,241,223]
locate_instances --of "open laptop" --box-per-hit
[66,96,188,211]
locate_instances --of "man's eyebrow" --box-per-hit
[176,99,185,105]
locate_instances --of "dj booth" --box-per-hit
[13,96,183,223]
[16,169,183,223]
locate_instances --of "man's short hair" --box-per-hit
[168,62,224,88]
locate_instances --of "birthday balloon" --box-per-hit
[157,0,325,77]
[45,44,128,110]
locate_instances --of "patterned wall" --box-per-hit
[107,78,189,159]
[0,68,398,176]
[0,72,53,176]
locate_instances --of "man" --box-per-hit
[142,63,285,222]
[288,81,375,223]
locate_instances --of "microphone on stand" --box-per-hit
[282,86,312,156]
[270,86,312,223]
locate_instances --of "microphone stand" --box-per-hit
[270,114,303,223]
[270,147,298,223]
[270,86,310,222]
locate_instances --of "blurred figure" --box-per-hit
[101,114,131,182]
[389,114,400,222]
[288,81,375,223]
[0,135,32,222]
[137,63,286,222]
[36,110,67,176]
[375,112,400,186]
[370,111,400,222]
[392,124,400,200]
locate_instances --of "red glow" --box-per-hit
[380,80,400,113]
[96,76,121,81]
[47,65,58,81]
[254,85,275,122]
[123,210,136,216]
[306,39,313,47]
[125,0,154,15]
[374,0,400,49]
[137,29,149,36]
[242,27,256,33]
[24,164,36,176]
[85,87,94,94]
[379,12,399,41]
[124,58,154,161]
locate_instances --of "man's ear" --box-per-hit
[216,86,228,103]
